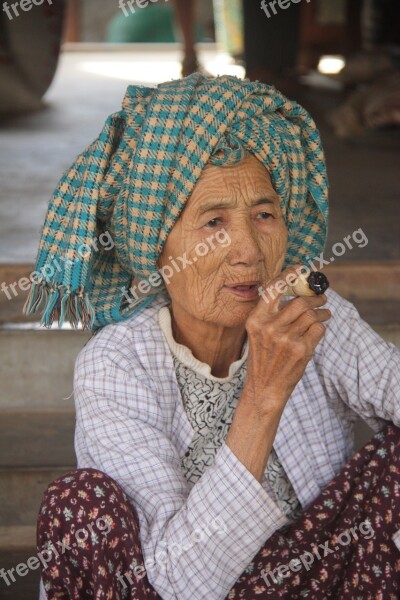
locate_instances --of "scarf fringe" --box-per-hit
[23,281,95,330]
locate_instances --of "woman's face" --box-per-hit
[158,154,288,328]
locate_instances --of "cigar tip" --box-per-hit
[307,271,329,295]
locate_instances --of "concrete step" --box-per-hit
[324,261,400,302]
[0,265,398,415]
[0,465,73,598]
[374,324,400,348]
[1,261,399,324]
[353,420,375,452]
[324,261,400,327]
[0,329,89,409]
[0,466,73,527]
[0,525,36,551]
[0,316,397,404]
[0,264,37,324]
[0,464,73,597]
[0,409,75,468]
[0,525,39,600]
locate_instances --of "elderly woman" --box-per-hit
[27,74,400,600]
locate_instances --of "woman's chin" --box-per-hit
[212,299,258,328]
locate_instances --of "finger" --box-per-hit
[303,321,327,351]
[257,266,305,314]
[290,308,331,336]
[276,294,328,325]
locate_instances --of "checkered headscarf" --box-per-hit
[24,73,328,330]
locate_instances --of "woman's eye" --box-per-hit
[205,218,221,228]
[257,212,273,220]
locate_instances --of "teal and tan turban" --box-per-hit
[24,73,328,331]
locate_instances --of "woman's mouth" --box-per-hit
[224,282,260,299]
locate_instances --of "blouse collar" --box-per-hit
[157,306,248,383]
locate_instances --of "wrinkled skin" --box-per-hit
[158,154,288,376]
[159,156,330,479]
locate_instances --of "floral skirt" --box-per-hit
[37,425,400,600]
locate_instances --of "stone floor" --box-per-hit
[0,46,399,264]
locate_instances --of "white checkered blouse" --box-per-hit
[71,289,400,600]
[157,305,303,522]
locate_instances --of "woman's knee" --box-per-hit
[40,467,130,508]
[38,467,140,548]
[37,470,146,598]
[43,466,111,492]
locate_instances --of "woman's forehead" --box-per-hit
[197,155,273,188]
[189,155,278,205]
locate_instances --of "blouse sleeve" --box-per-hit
[73,336,288,600]
[313,289,400,430]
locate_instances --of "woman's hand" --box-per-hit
[244,267,331,415]
[225,267,331,482]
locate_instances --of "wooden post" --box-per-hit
[63,0,81,43]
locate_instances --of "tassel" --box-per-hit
[23,280,49,316]
[58,291,69,328]
[74,294,80,327]
[24,278,95,330]
[29,285,45,313]
[67,293,79,328]
[40,287,60,328]
[77,293,94,330]
[22,281,38,315]
[83,293,95,330]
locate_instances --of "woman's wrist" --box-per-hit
[239,379,288,420]
[226,387,284,482]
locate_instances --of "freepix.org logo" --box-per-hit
[260,0,311,19]
[118,0,169,17]
[2,0,53,21]
[260,520,375,587]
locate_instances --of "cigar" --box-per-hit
[285,271,329,297]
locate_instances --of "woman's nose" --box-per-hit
[226,225,264,266]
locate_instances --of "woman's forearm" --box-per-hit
[225,276,330,484]
[225,386,284,482]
